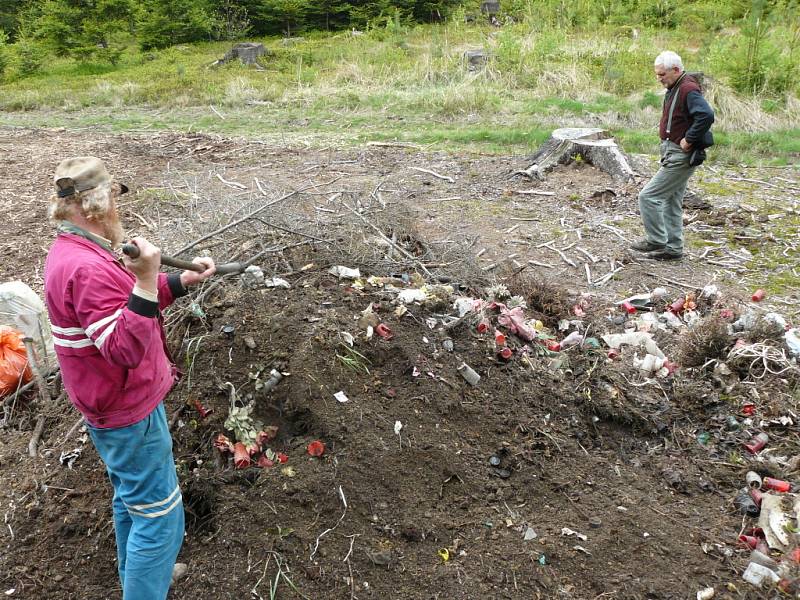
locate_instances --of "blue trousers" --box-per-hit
[88,403,184,600]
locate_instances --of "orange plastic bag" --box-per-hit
[0,326,32,396]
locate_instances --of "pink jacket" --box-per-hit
[44,233,186,428]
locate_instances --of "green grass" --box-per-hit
[1,23,799,163]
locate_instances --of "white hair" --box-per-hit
[654,51,683,71]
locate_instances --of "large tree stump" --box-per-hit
[213,43,266,68]
[518,128,636,182]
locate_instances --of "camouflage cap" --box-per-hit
[53,156,129,198]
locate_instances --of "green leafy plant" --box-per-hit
[336,342,371,375]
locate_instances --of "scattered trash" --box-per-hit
[497,347,513,360]
[488,455,501,467]
[751,289,766,302]
[396,289,427,304]
[0,326,32,396]
[457,362,480,386]
[220,325,235,341]
[735,488,761,517]
[265,277,291,289]
[394,421,403,436]
[620,301,637,314]
[334,391,350,403]
[307,440,325,457]
[242,265,265,288]
[746,472,762,489]
[742,562,780,586]
[523,527,538,541]
[438,548,450,562]
[192,398,213,419]
[762,477,790,493]
[243,335,257,350]
[785,329,800,358]
[561,527,587,541]
[602,332,665,358]
[442,338,454,352]
[696,587,715,600]
[328,265,361,279]
[59,448,82,469]
[744,432,769,454]
[375,323,394,340]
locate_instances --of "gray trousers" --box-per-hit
[638,140,696,253]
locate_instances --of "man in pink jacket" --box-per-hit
[44,157,216,600]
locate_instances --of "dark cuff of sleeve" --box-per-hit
[167,272,189,299]
[128,293,159,318]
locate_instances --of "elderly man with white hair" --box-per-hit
[631,50,715,261]
[43,157,216,599]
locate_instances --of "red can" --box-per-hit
[494,329,506,346]
[744,432,769,454]
[741,404,756,416]
[790,548,800,564]
[750,488,763,506]
[497,347,513,360]
[752,289,766,302]
[607,348,620,360]
[738,535,759,549]
[620,301,637,314]
[375,323,394,340]
[763,477,791,493]
[546,340,561,352]
[668,297,686,314]
[477,320,490,334]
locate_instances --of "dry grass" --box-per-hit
[504,272,573,326]
[677,315,733,368]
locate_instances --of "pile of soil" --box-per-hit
[1,128,799,600]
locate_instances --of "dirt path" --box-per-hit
[1,127,798,600]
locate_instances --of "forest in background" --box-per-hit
[0,0,798,97]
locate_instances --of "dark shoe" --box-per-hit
[645,249,683,261]
[630,239,666,252]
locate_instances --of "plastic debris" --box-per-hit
[742,562,780,586]
[785,329,800,358]
[438,548,450,562]
[763,477,790,493]
[59,448,82,469]
[375,323,394,340]
[242,265,265,288]
[751,289,766,302]
[559,331,583,349]
[457,362,480,386]
[334,391,349,403]
[560,527,588,541]
[602,332,665,359]
[307,440,325,457]
[265,277,291,289]
[696,588,715,600]
[744,432,769,454]
[733,488,761,517]
[497,306,536,341]
[523,527,538,541]
[328,265,361,279]
[396,289,427,304]
[746,472,762,489]
[757,494,792,550]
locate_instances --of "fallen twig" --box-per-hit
[175,178,340,256]
[409,166,455,183]
[28,415,46,458]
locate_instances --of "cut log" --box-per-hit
[464,49,490,70]
[517,128,636,182]
[212,43,267,68]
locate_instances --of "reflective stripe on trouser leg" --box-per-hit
[88,403,184,600]
[638,141,695,253]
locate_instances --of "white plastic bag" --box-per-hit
[0,281,54,371]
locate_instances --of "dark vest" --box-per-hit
[659,74,701,144]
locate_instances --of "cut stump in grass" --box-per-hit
[518,127,636,183]
[213,43,267,68]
